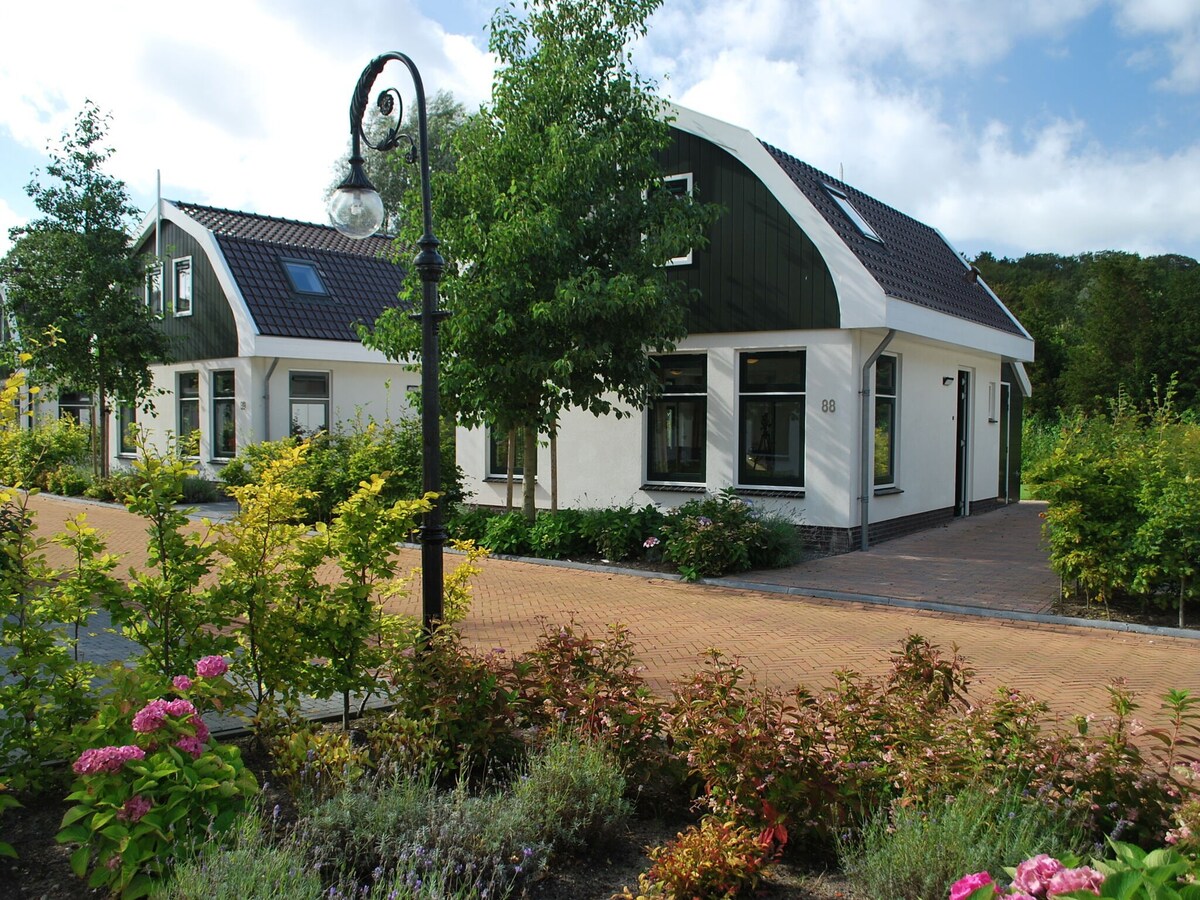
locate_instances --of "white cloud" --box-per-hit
[1111,0,1200,92]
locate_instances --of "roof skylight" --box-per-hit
[824,185,883,243]
[282,259,328,295]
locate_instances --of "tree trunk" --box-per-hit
[550,427,558,513]
[96,380,110,480]
[505,427,516,511]
[522,426,537,522]
[1181,577,1187,629]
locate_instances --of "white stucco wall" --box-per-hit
[457,329,1013,531]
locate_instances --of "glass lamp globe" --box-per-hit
[328,186,385,239]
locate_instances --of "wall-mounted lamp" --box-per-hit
[942,376,955,386]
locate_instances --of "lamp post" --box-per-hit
[329,52,447,632]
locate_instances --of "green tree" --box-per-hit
[0,102,169,479]
[365,0,719,519]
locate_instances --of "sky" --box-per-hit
[2,0,1199,262]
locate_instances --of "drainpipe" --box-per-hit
[859,329,896,551]
[262,358,279,441]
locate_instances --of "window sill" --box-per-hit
[210,458,233,466]
[873,486,903,496]
[484,475,525,483]
[641,483,705,493]
[735,487,805,499]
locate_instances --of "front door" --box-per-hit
[954,370,970,517]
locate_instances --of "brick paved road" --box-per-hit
[23,493,1200,729]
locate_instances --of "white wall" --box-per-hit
[457,329,1009,531]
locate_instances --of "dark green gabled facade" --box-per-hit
[661,127,839,334]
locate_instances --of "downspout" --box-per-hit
[859,329,896,551]
[262,358,279,441]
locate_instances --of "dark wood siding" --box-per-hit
[660,128,839,334]
[136,222,239,362]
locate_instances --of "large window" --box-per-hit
[488,427,524,478]
[874,355,898,487]
[173,258,193,316]
[738,350,805,488]
[647,355,706,483]
[117,402,137,456]
[289,371,329,437]
[177,372,200,454]
[59,390,93,426]
[145,264,163,317]
[212,370,236,459]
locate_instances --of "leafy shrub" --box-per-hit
[83,470,137,503]
[180,475,220,503]
[661,490,767,579]
[513,733,631,855]
[529,507,590,559]
[840,781,1086,900]
[482,509,534,555]
[263,713,372,808]
[0,415,91,490]
[43,463,90,496]
[445,503,502,544]
[621,815,775,900]
[752,512,805,569]
[579,505,663,561]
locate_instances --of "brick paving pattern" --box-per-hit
[23,493,1200,729]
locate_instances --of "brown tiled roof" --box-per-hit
[175,203,409,341]
[762,144,1024,336]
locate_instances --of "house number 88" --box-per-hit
[821,399,836,413]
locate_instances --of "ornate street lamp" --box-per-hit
[329,52,447,632]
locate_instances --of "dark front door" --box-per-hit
[997,381,1012,502]
[954,370,970,517]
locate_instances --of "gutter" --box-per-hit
[859,329,896,551]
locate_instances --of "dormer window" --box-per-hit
[824,185,882,243]
[663,173,694,266]
[282,259,327,295]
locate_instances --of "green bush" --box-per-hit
[0,416,91,490]
[529,508,590,559]
[661,490,767,579]
[482,510,534,555]
[840,781,1085,900]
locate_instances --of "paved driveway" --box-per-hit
[22,493,1200,729]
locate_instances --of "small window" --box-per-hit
[289,371,329,437]
[738,351,805,488]
[212,370,236,459]
[874,355,898,487]
[145,264,163,317]
[117,403,137,456]
[663,173,694,266]
[647,355,707,483]
[173,258,193,316]
[282,259,327,295]
[824,185,882,243]
[488,427,525,478]
[177,372,200,455]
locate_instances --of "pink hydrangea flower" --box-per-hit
[643,536,660,549]
[72,745,145,776]
[174,736,205,759]
[172,675,192,691]
[116,795,152,822]
[1047,866,1103,896]
[195,655,228,678]
[132,698,199,733]
[950,871,996,900]
[1012,854,1066,896]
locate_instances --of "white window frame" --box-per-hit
[824,184,883,243]
[177,371,200,457]
[664,173,694,266]
[212,370,236,460]
[173,257,193,317]
[288,370,330,437]
[145,263,163,317]
[117,402,138,457]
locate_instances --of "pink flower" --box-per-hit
[950,872,995,900]
[1013,854,1066,896]
[132,698,198,733]
[643,536,660,548]
[191,717,209,743]
[195,655,228,678]
[116,795,152,822]
[174,736,205,759]
[72,745,145,776]
[172,675,192,691]
[1047,867,1103,896]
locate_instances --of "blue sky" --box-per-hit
[2,0,1199,261]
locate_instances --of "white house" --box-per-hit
[113,201,418,477]
[457,106,1035,551]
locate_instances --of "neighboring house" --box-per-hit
[458,105,1035,551]
[107,201,416,478]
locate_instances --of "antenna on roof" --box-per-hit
[155,170,162,258]
[839,163,844,182]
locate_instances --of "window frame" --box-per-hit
[737,350,806,489]
[177,371,200,457]
[58,390,93,427]
[173,257,193,317]
[487,427,525,479]
[288,370,330,437]
[824,184,883,243]
[663,173,694,267]
[145,263,163,317]
[212,370,236,460]
[280,258,328,296]
[873,354,899,488]
[646,354,707,484]
[117,402,138,456]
